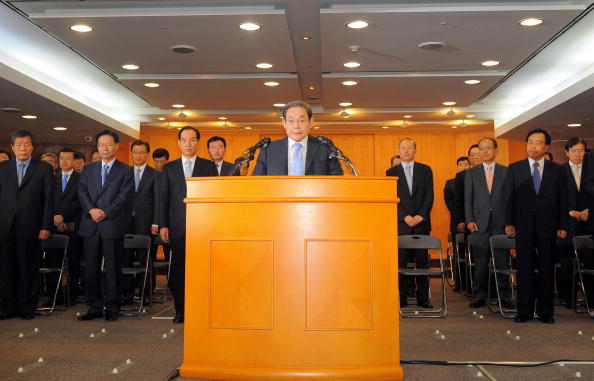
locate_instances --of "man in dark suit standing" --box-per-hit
[386,138,434,308]
[454,145,481,233]
[207,136,236,176]
[465,138,511,308]
[0,130,53,320]
[46,147,82,305]
[252,101,343,176]
[159,126,218,323]
[504,128,568,323]
[122,140,159,304]
[78,130,134,321]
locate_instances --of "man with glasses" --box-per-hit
[159,126,217,323]
[252,101,343,176]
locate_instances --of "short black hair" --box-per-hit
[95,129,120,144]
[178,126,200,140]
[390,155,400,165]
[565,136,587,151]
[207,136,227,148]
[478,137,498,149]
[74,151,86,162]
[0,149,11,159]
[457,156,470,165]
[282,101,313,120]
[130,140,150,153]
[525,128,551,145]
[152,148,169,160]
[59,147,75,156]
[544,151,554,161]
[10,130,34,144]
[467,144,480,155]
[91,148,98,155]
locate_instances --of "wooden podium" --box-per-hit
[181,176,403,381]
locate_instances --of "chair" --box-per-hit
[120,234,152,316]
[152,236,172,303]
[398,235,447,318]
[36,234,70,316]
[444,233,456,287]
[573,235,594,318]
[455,233,472,297]
[486,235,517,318]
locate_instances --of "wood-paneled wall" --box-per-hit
[137,128,522,250]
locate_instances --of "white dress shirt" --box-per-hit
[528,157,545,178]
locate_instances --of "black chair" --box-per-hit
[444,233,456,287]
[486,235,517,318]
[120,234,152,317]
[398,235,447,318]
[36,234,70,316]
[455,233,473,297]
[573,235,594,318]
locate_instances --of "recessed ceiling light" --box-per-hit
[519,18,543,27]
[347,20,369,29]
[273,103,286,107]
[256,63,273,69]
[244,126,252,130]
[339,102,352,107]
[443,101,457,106]
[157,117,165,121]
[313,126,320,129]
[466,114,476,118]
[239,23,261,31]
[403,115,412,118]
[342,80,358,86]
[144,82,159,88]
[70,24,93,33]
[382,126,390,129]
[344,61,361,68]
[122,64,140,70]
[218,117,228,120]
[481,60,500,67]
[53,126,67,131]
[465,79,481,85]
[264,81,279,87]
[21,115,37,119]
[308,86,315,90]
[300,36,312,40]
[567,123,582,128]
[451,125,458,129]
[172,104,185,108]
[171,45,196,54]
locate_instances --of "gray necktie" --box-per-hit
[17,162,25,186]
[184,160,193,178]
[405,164,413,194]
[135,168,141,191]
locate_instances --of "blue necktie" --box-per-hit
[102,163,109,187]
[290,142,304,176]
[17,162,25,186]
[62,173,68,192]
[135,168,141,191]
[532,162,541,194]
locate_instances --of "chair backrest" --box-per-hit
[447,232,453,243]
[124,234,151,251]
[399,235,442,251]
[454,232,465,245]
[573,235,593,251]
[490,235,515,251]
[41,234,69,250]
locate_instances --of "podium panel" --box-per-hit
[181,176,403,381]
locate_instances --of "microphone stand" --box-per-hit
[317,136,359,176]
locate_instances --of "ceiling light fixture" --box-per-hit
[70,24,93,33]
[339,102,352,107]
[178,111,188,118]
[172,104,185,108]
[466,114,476,118]
[273,103,286,107]
[53,126,67,131]
[256,63,273,69]
[21,115,37,119]
[239,23,261,31]
[218,117,228,120]
[300,36,312,40]
[244,126,252,130]
[403,115,412,119]
[519,18,543,27]
[339,109,350,118]
[465,79,481,85]
[347,20,369,29]
[567,123,582,127]
[144,82,159,88]
[308,86,315,90]
[451,125,458,129]
[443,101,457,106]
[400,120,408,128]
[446,107,456,117]
[344,61,361,68]
[171,45,196,54]
[313,126,320,129]
[157,117,166,121]
[264,81,279,87]
[481,60,500,67]
[122,64,140,70]
[342,80,357,86]
[382,126,390,129]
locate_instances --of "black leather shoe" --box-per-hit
[400,301,408,308]
[540,316,555,324]
[105,313,118,322]
[500,300,515,309]
[513,315,532,323]
[21,313,34,320]
[469,300,486,308]
[173,314,184,324]
[78,311,103,321]
[0,312,14,320]
[419,303,433,309]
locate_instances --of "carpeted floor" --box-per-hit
[1,280,594,381]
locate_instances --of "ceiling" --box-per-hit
[0,0,593,144]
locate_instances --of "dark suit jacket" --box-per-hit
[582,151,594,231]
[444,178,456,232]
[0,159,53,239]
[131,166,159,235]
[560,162,592,240]
[218,160,239,176]
[78,160,134,238]
[453,169,468,225]
[53,171,81,229]
[159,157,218,239]
[503,158,569,238]
[464,163,507,234]
[252,136,343,176]
[386,161,434,233]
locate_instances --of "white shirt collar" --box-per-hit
[101,158,116,168]
[569,161,582,169]
[61,169,74,176]
[288,136,308,150]
[483,161,496,170]
[182,155,197,166]
[134,163,147,171]
[528,157,545,168]
[401,160,415,170]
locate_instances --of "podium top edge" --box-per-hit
[187,176,399,181]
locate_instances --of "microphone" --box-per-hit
[244,137,271,155]
[316,135,341,153]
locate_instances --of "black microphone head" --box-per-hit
[262,137,271,147]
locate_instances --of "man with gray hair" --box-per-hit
[41,152,58,173]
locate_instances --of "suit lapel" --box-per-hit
[540,159,553,193]
[304,136,319,175]
[564,163,579,192]
[411,163,419,196]
[98,160,118,197]
[523,159,537,196]
[492,163,505,195]
[277,138,289,175]
[475,165,489,195]
[137,166,150,193]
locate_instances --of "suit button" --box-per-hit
[13,208,18,213]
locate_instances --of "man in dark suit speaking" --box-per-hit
[252,101,343,176]
[78,130,134,321]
